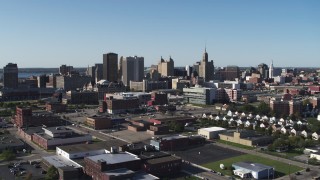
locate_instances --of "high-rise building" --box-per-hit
[94,64,103,83]
[37,74,47,88]
[158,56,174,77]
[199,48,214,82]
[3,63,18,89]
[103,53,118,82]
[269,60,274,78]
[59,65,73,75]
[185,65,193,77]
[86,65,96,84]
[257,63,269,79]
[122,56,144,86]
[118,56,123,82]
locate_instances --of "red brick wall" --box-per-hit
[32,134,48,149]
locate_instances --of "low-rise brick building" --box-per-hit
[142,156,182,177]
[84,152,141,180]
[86,116,113,130]
[32,126,92,150]
[13,107,62,127]
[104,96,139,114]
[45,102,67,113]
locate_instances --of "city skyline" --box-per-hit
[0,0,319,68]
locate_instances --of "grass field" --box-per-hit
[217,139,255,150]
[202,154,303,178]
[263,148,304,158]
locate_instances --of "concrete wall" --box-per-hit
[56,147,107,159]
[219,133,253,147]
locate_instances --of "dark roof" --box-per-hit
[0,134,24,150]
[57,139,127,154]
[146,156,181,165]
[154,116,196,122]
[21,127,44,135]
[139,151,169,160]
[44,126,72,134]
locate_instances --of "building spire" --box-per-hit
[205,42,207,53]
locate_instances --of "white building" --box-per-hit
[183,87,216,105]
[198,127,227,139]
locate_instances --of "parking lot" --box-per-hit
[0,162,45,180]
[173,143,245,165]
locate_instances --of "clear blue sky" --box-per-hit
[0,0,319,68]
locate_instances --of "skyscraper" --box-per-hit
[258,63,269,79]
[59,64,73,75]
[122,56,144,86]
[94,63,103,83]
[199,48,214,82]
[157,56,174,77]
[3,63,18,89]
[103,53,118,82]
[118,56,124,82]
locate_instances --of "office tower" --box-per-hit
[186,65,193,77]
[118,56,123,82]
[86,65,96,84]
[37,74,47,88]
[59,65,73,75]
[103,53,118,82]
[225,65,240,81]
[122,56,144,86]
[199,48,214,81]
[269,60,274,78]
[3,63,18,88]
[193,62,200,77]
[257,63,269,79]
[158,56,174,77]
[94,64,103,83]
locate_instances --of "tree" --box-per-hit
[45,166,59,180]
[256,102,271,115]
[0,150,16,161]
[240,104,256,114]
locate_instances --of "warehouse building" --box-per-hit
[232,162,274,179]
[198,127,227,139]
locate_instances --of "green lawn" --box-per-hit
[202,154,303,178]
[263,148,304,158]
[217,139,255,150]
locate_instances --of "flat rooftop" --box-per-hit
[102,169,159,180]
[44,126,72,134]
[146,156,181,165]
[233,162,273,172]
[139,151,169,160]
[19,126,43,136]
[0,134,24,150]
[43,155,81,168]
[102,168,135,177]
[200,127,226,132]
[154,116,196,122]
[35,131,85,140]
[161,135,187,141]
[86,152,140,164]
[132,171,160,180]
[58,140,127,154]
